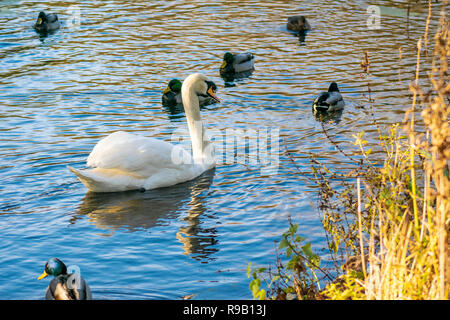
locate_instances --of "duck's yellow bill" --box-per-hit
[207,86,220,103]
[38,271,48,280]
[37,18,42,25]
[163,86,171,94]
[220,61,227,69]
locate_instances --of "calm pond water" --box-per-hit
[0,0,442,299]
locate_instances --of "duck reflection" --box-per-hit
[72,169,218,261]
[285,29,309,46]
[312,107,344,125]
[162,102,186,120]
[220,70,254,88]
[297,30,308,45]
[162,101,219,121]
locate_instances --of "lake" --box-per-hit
[0,0,440,299]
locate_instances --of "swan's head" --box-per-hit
[183,73,220,103]
[163,79,182,94]
[328,82,339,92]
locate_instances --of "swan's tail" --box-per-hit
[68,166,103,192]
[68,165,149,193]
[68,165,136,193]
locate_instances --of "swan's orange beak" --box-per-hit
[38,270,48,280]
[207,86,220,103]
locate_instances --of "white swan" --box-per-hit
[68,73,220,193]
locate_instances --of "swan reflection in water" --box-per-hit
[72,169,218,262]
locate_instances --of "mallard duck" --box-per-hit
[34,11,60,34]
[287,16,311,32]
[313,82,345,112]
[38,258,92,300]
[162,78,218,108]
[162,79,183,105]
[69,73,220,192]
[220,52,255,74]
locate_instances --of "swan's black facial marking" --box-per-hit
[205,81,217,92]
[202,80,220,102]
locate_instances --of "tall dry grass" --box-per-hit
[361,5,449,299]
[248,1,448,300]
[323,1,449,299]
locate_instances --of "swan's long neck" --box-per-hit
[181,79,210,164]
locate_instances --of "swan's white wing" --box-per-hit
[87,131,192,177]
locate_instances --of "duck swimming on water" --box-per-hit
[34,11,60,34]
[313,82,345,112]
[38,258,92,300]
[162,78,218,108]
[220,52,255,75]
[287,16,311,32]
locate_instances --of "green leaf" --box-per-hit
[301,242,314,259]
[256,267,267,274]
[279,238,289,249]
[249,278,261,297]
[247,262,252,278]
[286,247,292,258]
[289,223,298,235]
[310,255,321,268]
[287,255,300,270]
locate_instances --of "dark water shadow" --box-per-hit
[283,25,310,46]
[71,169,219,262]
[296,30,309,45]
[36,29,59,40]
[220,69,254,87]
[312,107,344,125]
[162,102,186,120]
[161,99,219,121]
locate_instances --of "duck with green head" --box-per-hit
[219,52,255,75]
[313,82,345,112]
[38,258,92,300]
[34,11,60,34]
[162,79,183,106]
[162,78,218,108]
